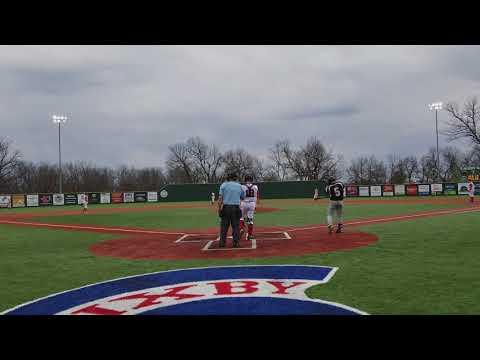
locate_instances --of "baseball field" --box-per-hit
[1,195,479,315]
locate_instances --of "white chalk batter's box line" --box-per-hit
[175,231,291,244]
[202,238,257,251]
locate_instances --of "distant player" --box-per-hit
[240,175,259,240]
[467,180,475,204]
[82,194,88,214]
[313,188,319,200]
[210,192,215,205]
[325,177,345,234]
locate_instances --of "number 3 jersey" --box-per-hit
[326,182,345,201]
[241,183,259,203]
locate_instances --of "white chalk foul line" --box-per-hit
[0,220,186,236]
[288,206,480,232]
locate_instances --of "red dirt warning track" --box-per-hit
[1,205,479,260]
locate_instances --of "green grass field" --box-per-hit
[1,196,479,314]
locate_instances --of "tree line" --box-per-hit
[1,97,480,193]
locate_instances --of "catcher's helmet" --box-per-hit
[245,175,254,183]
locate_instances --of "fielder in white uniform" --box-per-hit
[210,192,215,205]
[82,194,88,214]
[240,175,259,240]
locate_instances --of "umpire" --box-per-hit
[218,172,245,248]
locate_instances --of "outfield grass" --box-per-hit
[1,197,478,314]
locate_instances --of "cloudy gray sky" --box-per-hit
[2,45,480,170]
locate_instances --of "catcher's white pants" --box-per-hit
[241,201,256,220]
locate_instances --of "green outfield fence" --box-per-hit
[1,180,479,209]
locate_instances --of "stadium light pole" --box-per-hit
[52,115,68,193]
[428,102,442,181]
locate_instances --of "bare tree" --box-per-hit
[419,148,437,183]
[221,148,263,181]
[166,143,195,183]
[269,140,290,181]
[347,156,386,185]
[439,146,463,182]
[462,145,480,169]
[443,98,480,146]
[185,137,223,183]
[279,137,340,181]
[0,138,22,192]
[403,156,419,183]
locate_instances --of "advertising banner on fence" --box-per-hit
[418,184,430,196]
[382,185,394,196]
[111,192,123,204]
[0,195,11,208]
[88,193,101,204]
[394,184,405,196]
[359,186,370,197]
[134,192,147,203]
[370,185,382,197]
[346,185,358,197]
[431,183,443,194]
[147,191,158,202]
[444,183,457,195]
[100,193,111,204]
[53,193,65,206]
[78,194,86,205]
[406,184,418,196]
[64,194,77,205]
[458,183,469,195]
[159,190,169,199]
[124,192,135,203]
[26,194,39,207]
[12,195,25,208]
[39,194,53,206]
[475,183,480,195]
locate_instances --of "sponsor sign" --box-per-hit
[444,183,457,195]
[134,192,147,203]
[100,193,111,204]
[382,185,394,196]
[0,195,11,208]
[418,184,430,196]
[12,195,25,208]
[147,192,158,202]
[159,190,169,199]
[123,192,135,203]
[475,183,480,195]
[406,184,418,196]
[53,193,65,206]
[431,183,443,194]
[346,185,358,197]
[370,185,382,197]
[111,192,123,204]
[2,265,366,315]
[458,183,469,195]
[88,193,100,204]
[394,184,405,196]
[358,186,370,197]
[39,194,53,206]
[26,194,39,207]
[64,194,78,205]
[467,174,480,182]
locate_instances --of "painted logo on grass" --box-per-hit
[2,265,367,315]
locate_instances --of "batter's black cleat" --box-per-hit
[233,242,239,248]
[336,224,343,233]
